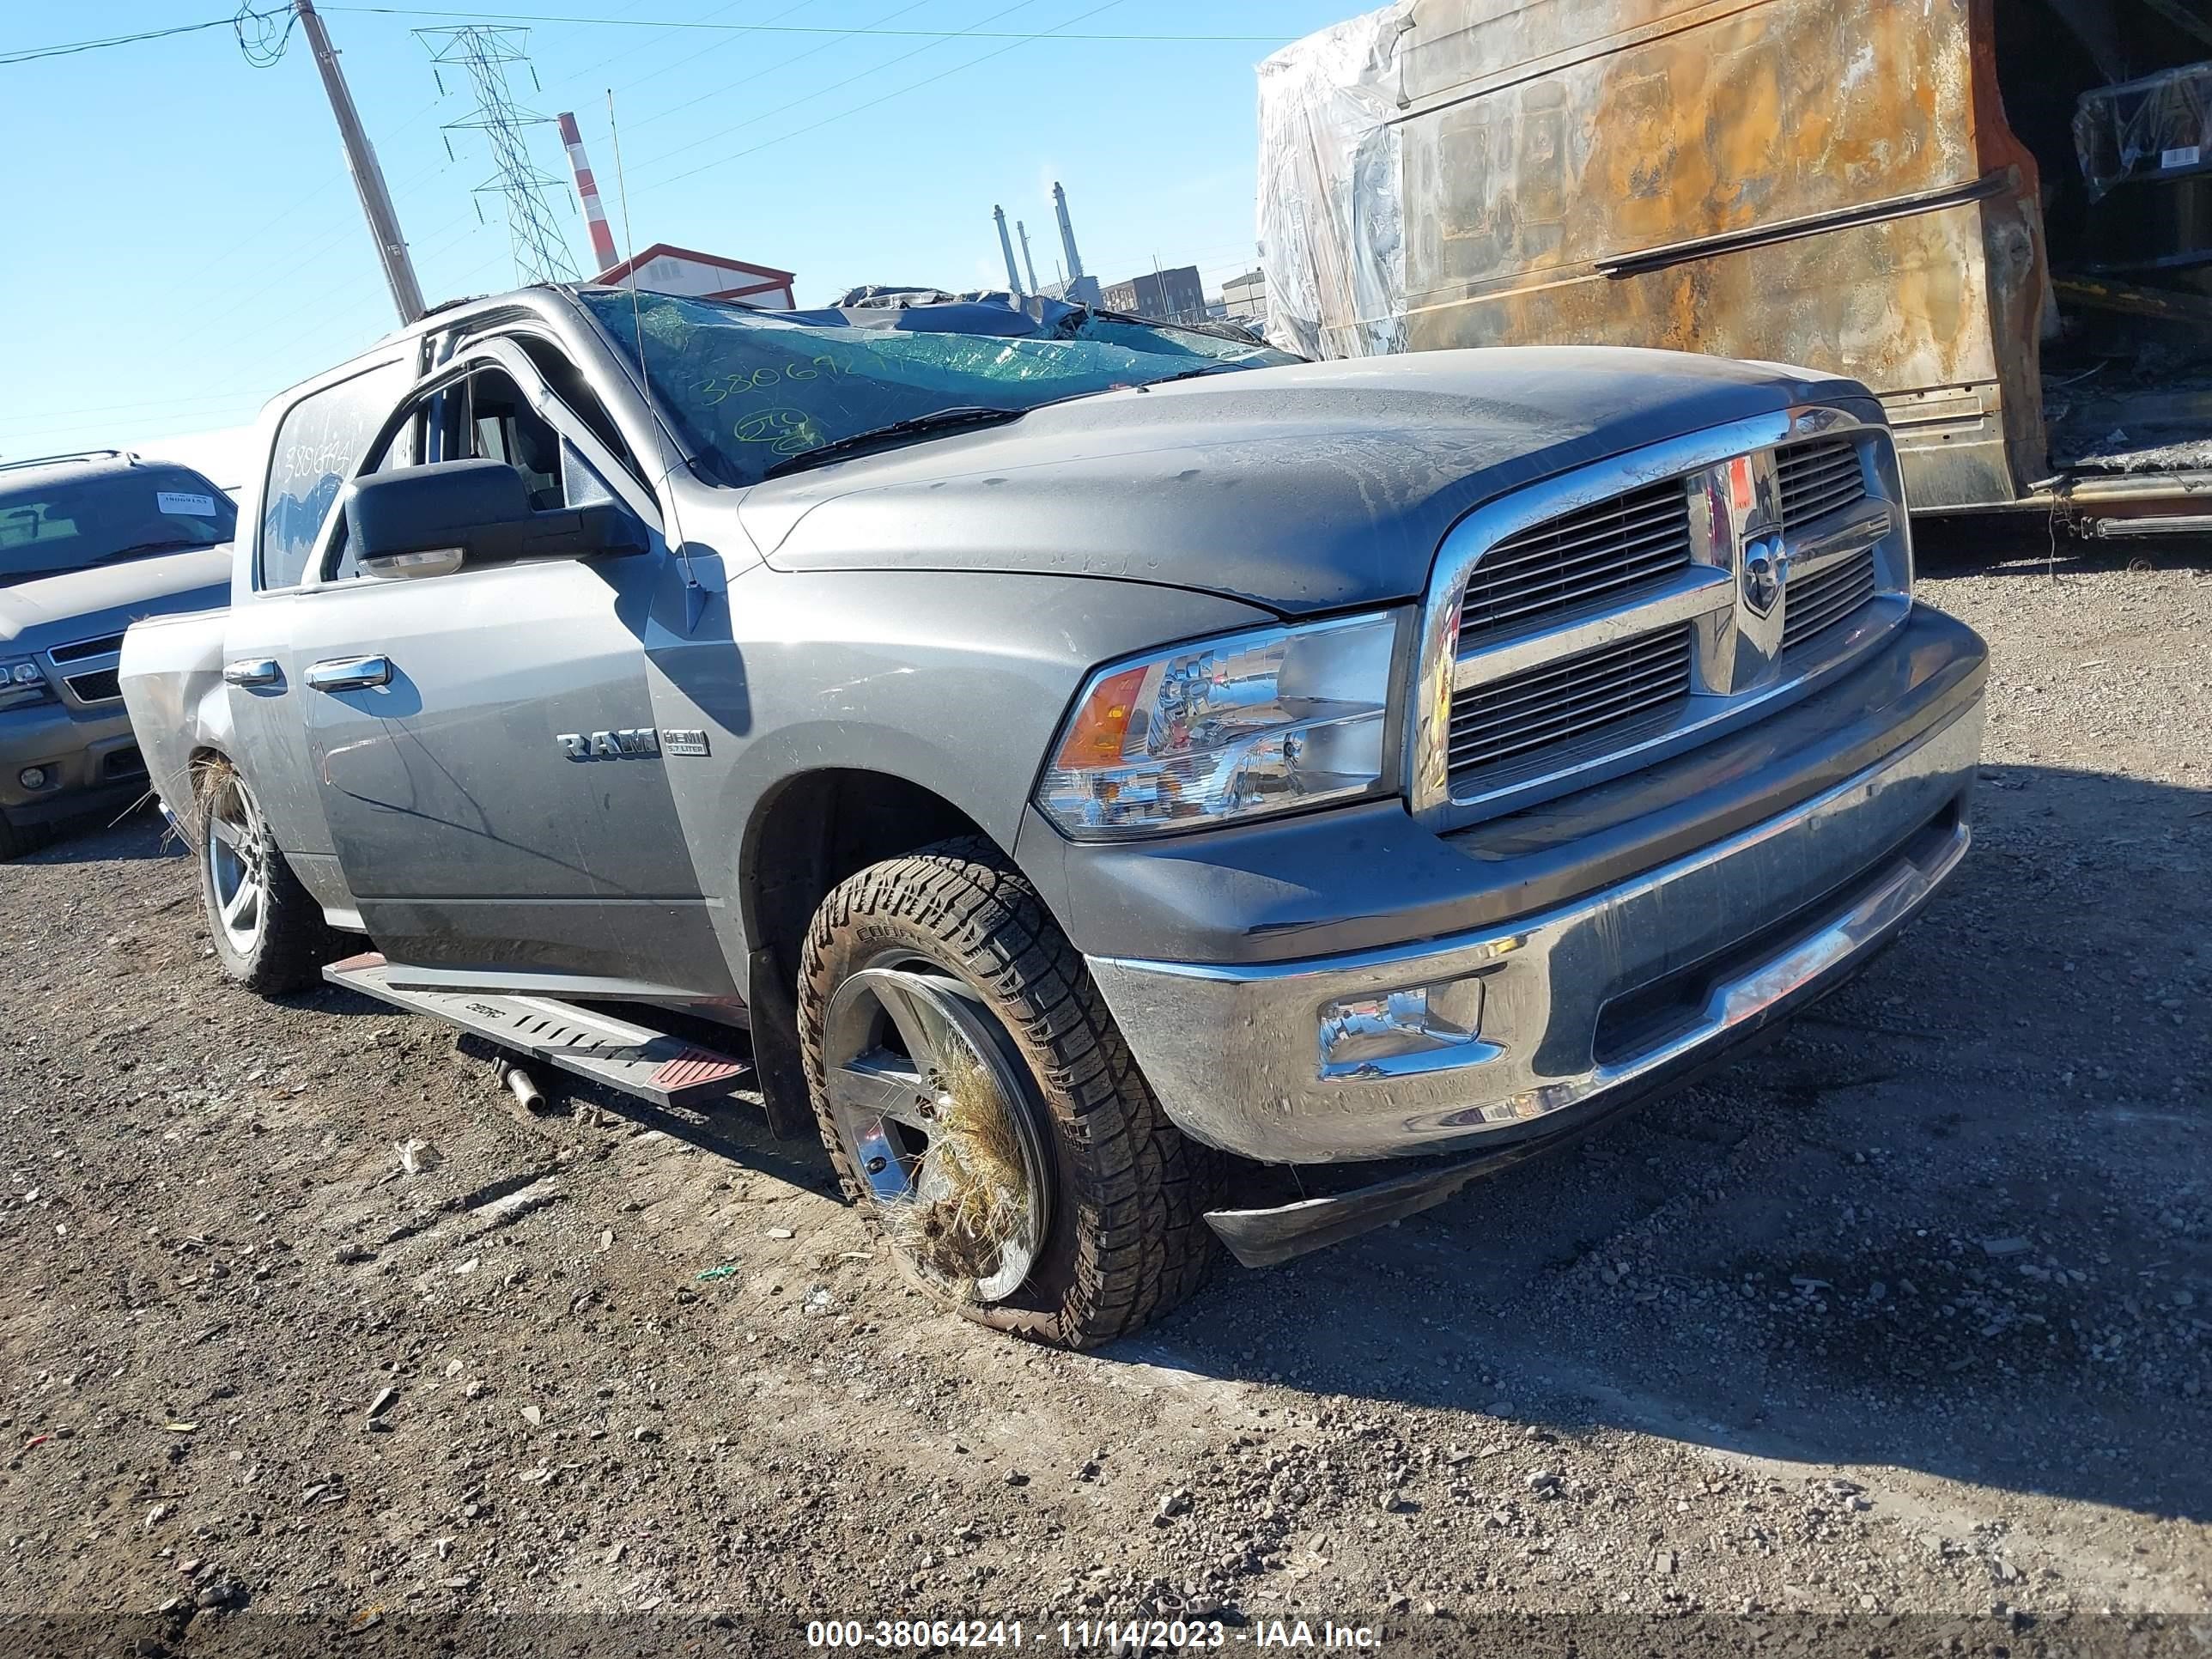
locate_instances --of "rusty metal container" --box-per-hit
[1261,0,2057,514]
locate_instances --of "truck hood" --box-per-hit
[0,546,231,650]
[738,348,1872,616]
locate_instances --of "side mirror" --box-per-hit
[344,459,645,580]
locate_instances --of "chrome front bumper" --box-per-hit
[1087,696,1982,1168]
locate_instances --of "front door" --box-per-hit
[289,343,730,994]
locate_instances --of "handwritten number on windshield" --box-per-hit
[694,356,849,406]
[731,408,813,455]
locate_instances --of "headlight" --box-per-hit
[1036,612,1402,839]
[0,659,52,712]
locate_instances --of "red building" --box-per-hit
[592,243,797,309]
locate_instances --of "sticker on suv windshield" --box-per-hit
[157,491,217,517]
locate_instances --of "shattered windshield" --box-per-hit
[0,465,236,589]
[583,290,1298,487]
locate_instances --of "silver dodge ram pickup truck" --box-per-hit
[120,285,1987,1346]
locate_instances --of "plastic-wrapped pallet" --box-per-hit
[2075,61,2212,203]
[1255,3,1411,360]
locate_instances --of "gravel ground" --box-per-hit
[0,529,2206,1656]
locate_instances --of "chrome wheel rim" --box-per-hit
[204,775,269,957]
[821,959,1052,1304]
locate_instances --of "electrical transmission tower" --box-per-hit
[417,25,580,286]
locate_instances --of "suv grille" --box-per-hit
[64,667,124,704]
[1457,477,1692,643]
[48,632,126,665]
[1447,624,1692,784]
[1776,436,1866,528]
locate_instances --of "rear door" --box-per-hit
[227,350,419,918]
[288,337,732,994]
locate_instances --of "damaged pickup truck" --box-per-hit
[120,285,1987,1346]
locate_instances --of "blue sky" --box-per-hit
[2,0,1350,483]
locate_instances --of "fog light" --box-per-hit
[18,767,48,790]
[1319,975,1496,1079]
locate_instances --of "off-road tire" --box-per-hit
[0,818,55,861]
[197,764,345,996]
[799,837,1221,1346]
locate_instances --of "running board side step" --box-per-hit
[324,952,752,1110]
[2081,511,2212,538]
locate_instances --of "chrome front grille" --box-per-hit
[1783,547,1878,653]
[1457,477,1692,641]
[1413,410,1913,831]
[1776,436,1866,528]
[1447,625,1692,784]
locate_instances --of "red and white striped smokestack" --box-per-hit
[557,111,621,276]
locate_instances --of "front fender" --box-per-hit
[641,564,1278,969]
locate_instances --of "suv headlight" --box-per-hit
[1036,611,1403,839]
[0,659,52,712]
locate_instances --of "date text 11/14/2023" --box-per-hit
[804,1620,1385,1650]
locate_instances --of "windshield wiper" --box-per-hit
[761,406,1024,479]
[98,537,216,562]
[1036,362,1253,413]
[1141,363,1249,388]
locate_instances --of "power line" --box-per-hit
[233,3,301,65]
[1,5,1285,67]
[21,265,397,452]
[632,0,1047,171]
[0,8,282,67]
[325,6,1284,41]
[557,0,774,93]
[620,0,930,137]
[649,0,1132,192]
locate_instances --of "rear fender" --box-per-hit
[117,611,229,837]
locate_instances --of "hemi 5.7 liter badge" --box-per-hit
[556,727,709,760]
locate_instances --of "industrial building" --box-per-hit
[1102,265,1206,324]
[1221,268,1267,328]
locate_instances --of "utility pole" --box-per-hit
[295,0,425,323]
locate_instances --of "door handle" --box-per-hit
[222,658,281,688]
[305,655,392,693]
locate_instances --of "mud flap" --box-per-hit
[746,943,816,1139]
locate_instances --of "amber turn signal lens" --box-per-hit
[1051,664,1150,769]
